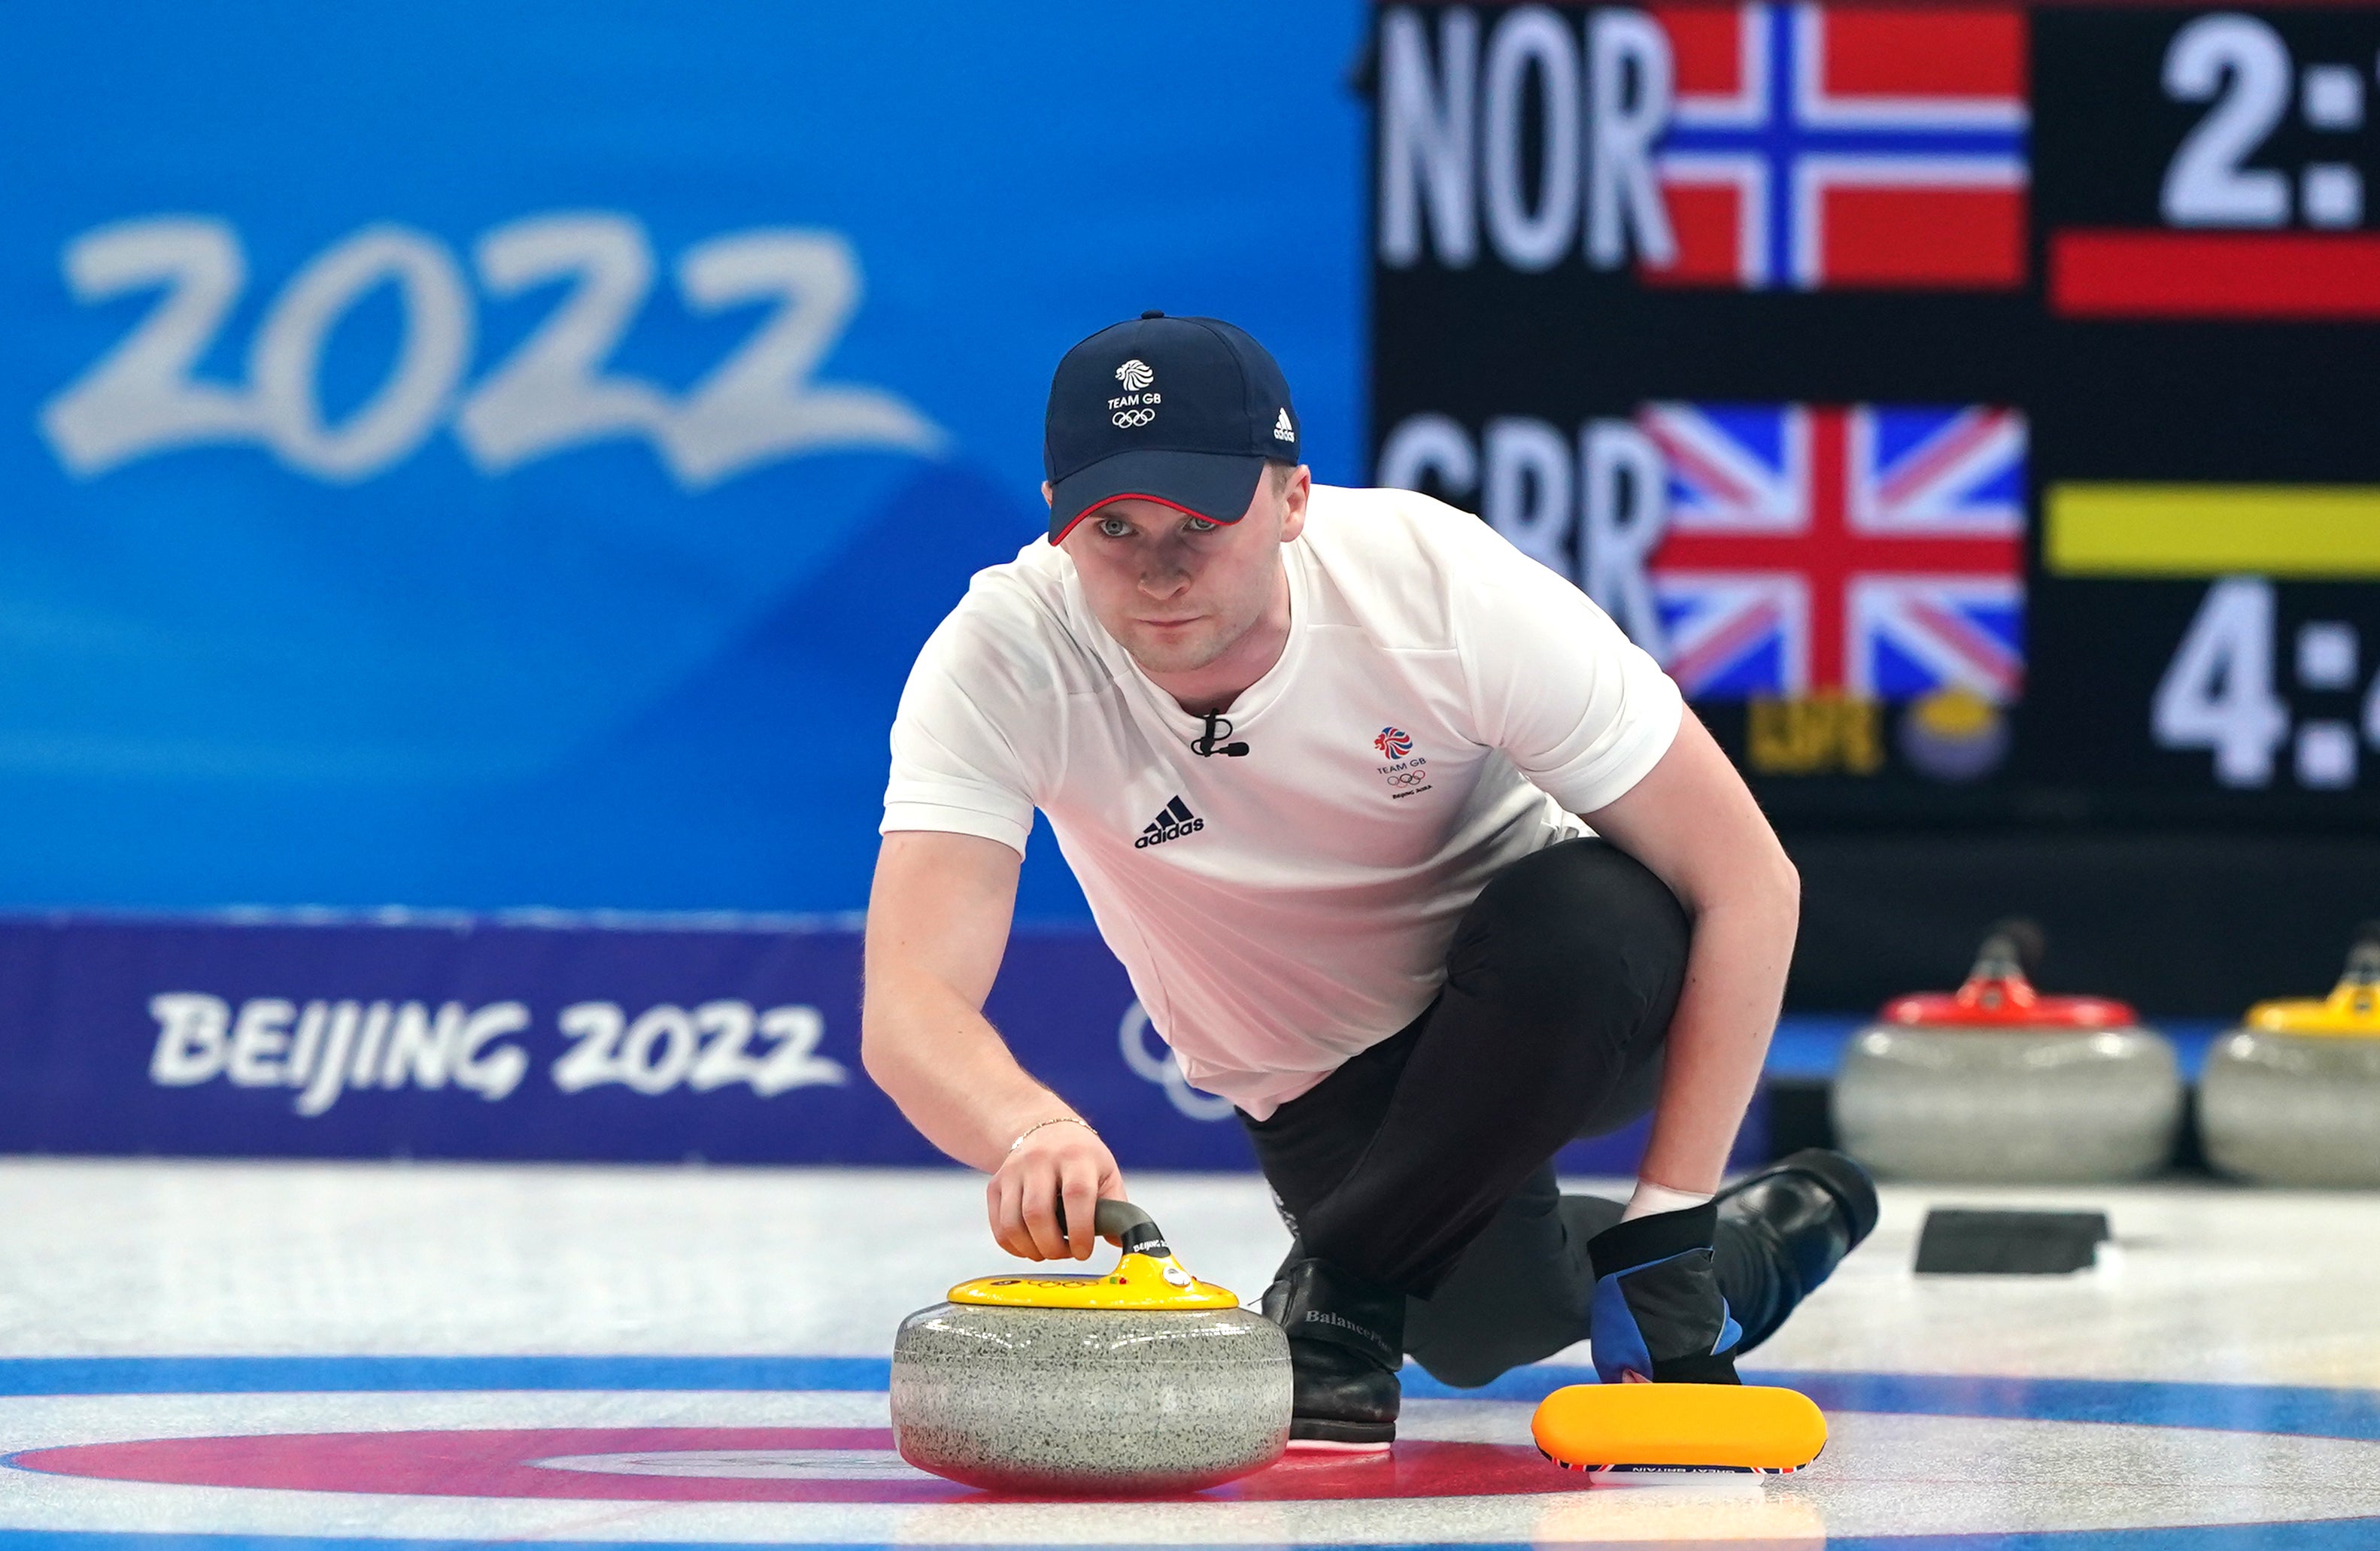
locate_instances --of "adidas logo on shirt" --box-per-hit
[1134,796,1204,849]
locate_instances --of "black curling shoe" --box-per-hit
[1714,1147,1879,1352]
[1262,1256,1405,1449]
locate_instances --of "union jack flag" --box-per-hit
[1639,403,2026,701]
[1644,3,2028,290]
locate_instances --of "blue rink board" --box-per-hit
[1,1355,2377,1550]
[0,909,2241,1174]
[1762,1018,2230,1082]
[0,913,1771,1175]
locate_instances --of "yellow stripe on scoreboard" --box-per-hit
[2045,484,2380,579]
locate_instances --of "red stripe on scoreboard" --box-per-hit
[2051,231,2380,320]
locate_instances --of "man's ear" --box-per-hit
[1280,466,1312,543]
[1041,481,1055,508]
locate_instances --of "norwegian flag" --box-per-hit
[1640,403,2026,701]
[1644,4,2028,290]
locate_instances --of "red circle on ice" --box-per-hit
[11,1428,1576,1504]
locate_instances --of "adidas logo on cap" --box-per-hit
[1134,795,1204,849]
[1273,407,1295,442]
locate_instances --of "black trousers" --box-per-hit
[1239,837,1787,1388]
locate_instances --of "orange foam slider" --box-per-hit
[1531,1383,1827,1475]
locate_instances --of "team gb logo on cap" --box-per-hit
[1110,359,1158,427]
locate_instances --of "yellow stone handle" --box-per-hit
[946,1200,1243,1310]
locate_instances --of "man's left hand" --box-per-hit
[1586,1202,1743,1384]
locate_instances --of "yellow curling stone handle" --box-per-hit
[947,1198,1242,1310]
[2245,926,2380,1037]
[1533,1383,1828,1474]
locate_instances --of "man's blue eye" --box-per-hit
[1186,518,1218,533]
[1100,518,1130,537]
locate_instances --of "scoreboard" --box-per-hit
[1369,2,2380,830]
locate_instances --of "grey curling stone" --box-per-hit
[2199,926,2380,1187]
[1833,1024,2182,1182]
[1832,922,2182,1183]
[2199,1031,2380,1185]
[890,1200,1291,1493]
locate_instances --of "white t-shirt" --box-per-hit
[882,484,1684,1118]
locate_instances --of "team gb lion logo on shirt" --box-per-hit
[1374,727,1413,760]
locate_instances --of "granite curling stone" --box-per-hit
[890,1199,1292,1494]
[1832,920,2181,1182]
[2199,924,2380,1187]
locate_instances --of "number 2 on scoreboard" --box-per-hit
[2160,13,2369,232]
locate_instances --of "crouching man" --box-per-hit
[861,311,1875,1446]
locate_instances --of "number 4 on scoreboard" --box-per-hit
[2153,577,2290,787]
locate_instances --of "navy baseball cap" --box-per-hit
[1043,311,1301,543]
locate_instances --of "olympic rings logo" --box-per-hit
[1112,408,1157,428]
[1117,1002,1235,1121]
[1387,771,1428,787]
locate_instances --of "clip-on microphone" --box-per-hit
[1192,711,1249,758]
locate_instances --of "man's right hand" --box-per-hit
[861,832,1128,1261]
[988,1118,1128,1261]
